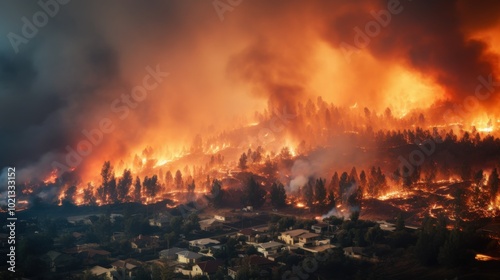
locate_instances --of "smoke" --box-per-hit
[1,0,500,186]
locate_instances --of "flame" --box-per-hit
[475,254,499,262]
[43,169,58,184]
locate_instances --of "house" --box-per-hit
[189,238,220,250]
[89,266,113,279]
[237,228,260,242]
[111,259,142,270]
[191,260,225,277]
[199,218,223,231]
[130,235,160,253]
[279,229,309,245]
[214,214,233,222]
[111,259,142,279]
[311,223,330,234]
[298,232,320,247]
[177,250,203,264]
[256,241,284,257]
[159,247,185,260]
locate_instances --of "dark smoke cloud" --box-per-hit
[319,0,500,108]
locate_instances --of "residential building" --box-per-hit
[311,223,330,234]
[191,260,225,277]
[177,250,203,264]
[256,241,284,257]
[279,229,309,245]
[298,232,320,247]
[214,214,234,222]
[189,238,220,250]
[237,228,260,242]
[111,259,142,279]
[159,247,185,260]
[199,218,223,231]
[89,266,113,279]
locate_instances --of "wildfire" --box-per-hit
[378,191,406,201]
[43,169,58,184]
[475,254,500,261]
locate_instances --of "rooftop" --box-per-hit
[299,232,320,239]
[159,247,185,257]
[189,238,220,246]
[282,229,309,237]
[196,260,225,273]
[177,251,203,259]
[258,241,284,250]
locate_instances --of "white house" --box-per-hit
[256,241,284,257]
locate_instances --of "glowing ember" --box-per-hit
[475,254,499,261]
[43,169,58,184]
